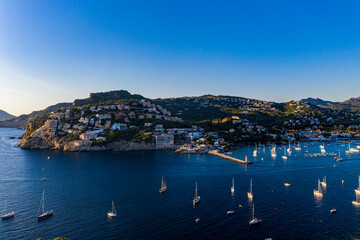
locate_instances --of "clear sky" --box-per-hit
[1,0,360,116]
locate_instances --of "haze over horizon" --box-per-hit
[1,0,360,116]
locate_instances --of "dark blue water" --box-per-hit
[1,128,360,239]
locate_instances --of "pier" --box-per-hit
[208,150,253,165]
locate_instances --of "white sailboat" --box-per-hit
[159,176,167,193]
[107,201,117,217]
[282,146,288,160]
[231,178,235,194]
[1,200,15,220]
[193,182,200,206]
[346,143,352,154]
[314,179,323,198]
[355,176,360,195]
[37,190,53,221]
[253,143,258,157]
[320,143,326,153]
[249,204,262,225]
[352,191,360,206]
[295,142,301,151]
[287,142,292,155]
[335,150,343,162]
[247,179,253,200]
[271,146,276,157]
[321,176,327,188]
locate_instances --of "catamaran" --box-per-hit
[159,176,167,193]
[355,176,360,195]
[314,179,323,198]
[231,178,235,194]
[321,176,327,188]
[247,179,253,200]
[282,146,288,160]
[37,190,53,221]
[107,201,117,217]
[249,204,262,225]
[193,182,200,206]
[1,201,15,220]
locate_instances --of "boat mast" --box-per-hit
[42,190,45,214]
[195,182,198,198]
[232,178,234,188]
[250,179,252,194]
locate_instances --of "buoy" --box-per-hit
[275,208,277,211]
[342,180,344,185]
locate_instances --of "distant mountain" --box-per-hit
[301,97,339,108]
[341,97,360,105]
[330,97,360,112]
[0,102,72,128]
[73,90,145,106]
[0,110,15,121]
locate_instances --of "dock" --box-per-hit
[208,151,253,165]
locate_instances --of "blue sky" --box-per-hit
[1,0,360,115]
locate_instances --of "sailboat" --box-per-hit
[271,146,276,157]
[247,179,253,200]
[321,176,327,188]
[1,201,15,220]
[319,143,325,153]
[193,182,200,206]
[282,146,288,160]
[355,176,360,195]
[107,201,117,217]
[249,204,262,225]
[287,142,292,154]
[313,179,323,198]
[335,150,343,162]
[159,176,167,193]
[295,142,301,151]
[253,143,258,157]
[352,191,360,206]
[231,178,235,194]
[346,143,352,155]
[37,190,53,220]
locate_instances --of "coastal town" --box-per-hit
[16,91,360,152]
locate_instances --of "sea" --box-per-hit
[1,127,360,240]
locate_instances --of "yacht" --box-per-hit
[335,150,343,162]
[282,146,288,160]
[330,208,337,213]
[295,142,301,151]
[271,146,276,157]
[249,204,262,225]
[1,201,15,220]
[227,210,234,215]
[287,142,292,154]
[321,176,327,188]
[313,179,323,198]
[159,176,167,193]
[355,176,360,195]
[107,201,117,218]
[193,182,200,206]
[353,191,360,206]
[284,183,291,187]
[253,143,258,157]
[37,190,53,221]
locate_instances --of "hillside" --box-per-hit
[0,102,72,128]
[0,110,15,121]
[18,90,360,152]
